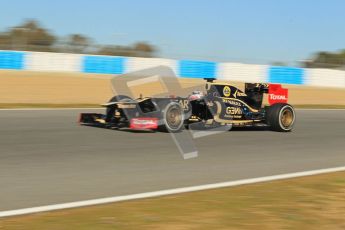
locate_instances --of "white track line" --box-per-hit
[1,166,345,218]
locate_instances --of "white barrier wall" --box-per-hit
[126,57,177,75]
[306,68,345,88]
[25,52,82,72]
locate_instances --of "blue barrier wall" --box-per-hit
[0,51,25,70]
[268,67,305,84]
[178,60,217,79]
[82,56,126,74]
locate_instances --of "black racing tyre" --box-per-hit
[159,102,184,133]
[266,103,296,132]
[106,95,133,122]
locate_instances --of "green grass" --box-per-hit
[1,172,345,230]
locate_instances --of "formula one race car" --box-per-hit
[79,79,295,132]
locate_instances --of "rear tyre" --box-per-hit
[159,102,184,133]
[266,103,295,132]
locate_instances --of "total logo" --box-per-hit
[269,94,287,100]
[223,86,231,97]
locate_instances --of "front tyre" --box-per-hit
[266,103,295,132]
[159,102,184,133]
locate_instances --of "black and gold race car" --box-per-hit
[79,79,295,132]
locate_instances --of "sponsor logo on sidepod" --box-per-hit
[226,107,242,115]
[233,90,246,98]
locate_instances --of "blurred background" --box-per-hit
[0,0,344,106]
[2,17,345,69]
[1,0,345,67]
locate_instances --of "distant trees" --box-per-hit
[0,20,55,51]
[302,50,345,69]
[270,61,288,66]
[133,42,155,57]
[67,34,90,53]
[97,42,156,57]
[0,19,156,57]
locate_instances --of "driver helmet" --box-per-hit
[188,90,204,101]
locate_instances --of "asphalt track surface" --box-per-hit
[0,109,345,211]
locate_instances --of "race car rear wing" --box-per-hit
[245,83,288,105]
[267,84,288,105]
